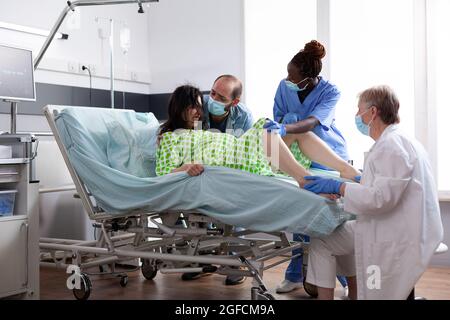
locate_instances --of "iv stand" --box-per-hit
[30,0,159,112]
[33,0,158,69]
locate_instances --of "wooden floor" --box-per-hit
[40,261,450,300]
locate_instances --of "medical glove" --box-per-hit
[354,175,361,183]
[303,176,343,194]
[263,119,287,137]
[282,112,300,125]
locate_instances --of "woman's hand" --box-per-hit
[172,164,204,176]
[319,193,340,201]
[156,134,163,146]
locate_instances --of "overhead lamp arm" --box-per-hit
[33,0,158,70]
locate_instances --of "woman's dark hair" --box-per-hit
[290,40,326,78]
[159,85,206,134]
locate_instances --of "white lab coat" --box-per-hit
[344,124,443,300]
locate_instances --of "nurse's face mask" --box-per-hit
[285,77,310,92]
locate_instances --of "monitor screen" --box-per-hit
[0,44,36,102]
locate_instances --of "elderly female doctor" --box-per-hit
[303,85,443,300]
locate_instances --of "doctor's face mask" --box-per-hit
[355,105,375,136]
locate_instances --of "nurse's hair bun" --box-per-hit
[291,40,326,78]
[303,40,326,60]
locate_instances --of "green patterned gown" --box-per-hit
[156,118,312,176]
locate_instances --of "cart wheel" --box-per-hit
[303,280,318,298]
[141,259,158,280]
[120,275,128,287]
[73,273,92,300]
[261,292,276,300]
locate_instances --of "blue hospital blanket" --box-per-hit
[54,106,352,237]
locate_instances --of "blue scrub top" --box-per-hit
[273,77,349,169]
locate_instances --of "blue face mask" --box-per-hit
[208,97,228,116]
[355,109,373,136]
[285,78,309,92]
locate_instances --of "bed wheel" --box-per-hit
[303,280,318,298]
[251,287,275,300]
[261,292,275,300]
[141,259,158,280]
[120,275,128,287]
[73,273,92,300]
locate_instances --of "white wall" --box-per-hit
[0,0,152,94]
[147,0,244,93]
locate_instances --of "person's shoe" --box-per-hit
[338,286,350,300]
[181,272,212,281]
[276,279,303,293]
[224,275,246,286]
[342,285,349,297]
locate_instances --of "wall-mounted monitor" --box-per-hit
[0,44,36,102]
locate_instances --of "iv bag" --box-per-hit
[120,26,131,54]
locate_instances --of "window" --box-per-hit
[329,0,415,169]
[432,0,450,191]
[244,0,316,120]
[244,0,449,193]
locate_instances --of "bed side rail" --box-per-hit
[43,105,99,219]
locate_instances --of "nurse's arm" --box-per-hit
[285,116,319,134]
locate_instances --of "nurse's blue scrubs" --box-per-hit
[274,77,349,288]
[274,77,348,167]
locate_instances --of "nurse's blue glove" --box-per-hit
[282,112,299,125]
[354,175,361,183]
[303,176,343,194]
[264,119,287,137]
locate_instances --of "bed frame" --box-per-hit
[39,105,314,300]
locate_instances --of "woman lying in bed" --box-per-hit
[156,85,360,189]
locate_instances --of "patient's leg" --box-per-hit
[263,130,310,186]
[263,132,339,200]
[283,132,361,180]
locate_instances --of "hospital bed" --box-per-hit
[39,105,351,300]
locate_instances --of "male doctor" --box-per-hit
[303,85,443,300]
